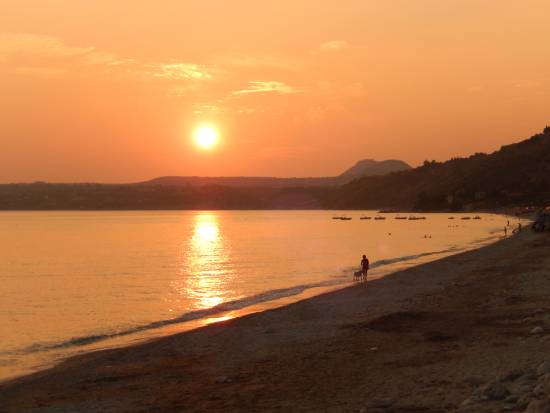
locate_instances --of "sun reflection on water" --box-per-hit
[193,219,219,245]
[176,213,233,310]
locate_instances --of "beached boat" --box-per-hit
[461,217,471,220]
[473,216,482,220]
[395,216,407,220]
[360,216,372,220]
[374,216,386,220]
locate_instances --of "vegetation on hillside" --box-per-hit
[327,127,550,210]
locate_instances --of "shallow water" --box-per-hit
[0,210,516,380]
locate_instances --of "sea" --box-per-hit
[0,210,516,380]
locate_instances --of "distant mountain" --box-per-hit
[336,159,411,183]
[327,126,550,210]
[140,159,412,188]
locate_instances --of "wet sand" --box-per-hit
[2,229,550,412]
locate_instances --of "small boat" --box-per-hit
[340,217,352,221]
[395,216,407,220]
[461,216,471,220]
[360,216,372,220]
[448,217,455,220]
[374,216,386,220]
[473,216,482,220]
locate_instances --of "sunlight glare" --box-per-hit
[193,125,219,150]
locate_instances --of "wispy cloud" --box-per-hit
[192,103,222,115]
[0,33,214,84]
[146,62,214,80]
[0,33,94,58]
[219,54,297,70]
[233,81,303,95]
[313,40,350,55]
[0,33,126,76]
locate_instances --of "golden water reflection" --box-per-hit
[183,213,230,309]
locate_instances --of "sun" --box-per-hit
[193,125,219,150]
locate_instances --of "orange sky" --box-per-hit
[1,0,549,182]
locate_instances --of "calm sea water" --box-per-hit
[0,210,514,380]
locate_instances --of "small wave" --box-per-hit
[11,279,346,356]
[370,246,462,269]
[9,246,466,356]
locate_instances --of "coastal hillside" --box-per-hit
[140,159,411,187]
[336,159,411,183]
[327,127,550,210]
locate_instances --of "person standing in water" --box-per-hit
[361,254,370,281]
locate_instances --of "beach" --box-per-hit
[2,229,550,412]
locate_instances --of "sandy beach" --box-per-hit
[2,229,550,412]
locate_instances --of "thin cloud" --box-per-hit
[219,54,297,70]
[233,81,303,95]
[0,33,214,83]
[0,33,129,76]
[147,63,214,80]
[313,40,350,55]
[0,33,94,58]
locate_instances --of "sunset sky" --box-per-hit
[1,0,549,182]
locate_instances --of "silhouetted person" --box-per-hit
[504,226,507,236]
[361,254,370,281]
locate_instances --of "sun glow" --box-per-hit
[193,125,219,150]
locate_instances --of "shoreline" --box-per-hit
[0,221,507,384]
[3,229,549,412]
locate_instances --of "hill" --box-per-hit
[327,127,550,210]
[140,159,411,187]
[336,159,411,183]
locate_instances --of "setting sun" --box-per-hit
[193,125,219,150]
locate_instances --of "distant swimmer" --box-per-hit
[361,254,370,282]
